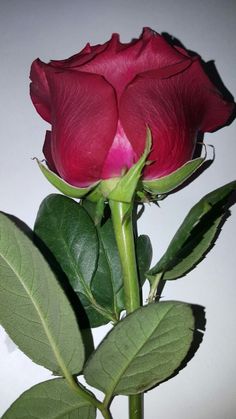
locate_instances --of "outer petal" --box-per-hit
[120,58,235,180]
[190,59,235,132]
[78,29,190,97]
[30,59,51,123]
[46,70,118,186]
[50,41,109,69]
[42,130,58,173]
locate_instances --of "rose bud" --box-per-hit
[30,28,235,190]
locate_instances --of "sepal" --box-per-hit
[142,155,206,197]
[35,159,99,198]
[103,127,152,203]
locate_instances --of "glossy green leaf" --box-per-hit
[148,180,236,281]
[82,200,152,309]
[91,216,124,316]
[0,213,84,375]
[91,228,152,314]
[136,235,153,286]
[2,379,96,419]
[34,195,119,327]
[36,159,98,199]
[142,157,205,196]
[93,231,151,309]
[84,301,194,396]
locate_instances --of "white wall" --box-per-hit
[0,1,235,418]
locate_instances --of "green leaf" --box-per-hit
[91,217,124,316]
[0,213,84,375]
[136,235,153,286]
[84,301,194,396]
[142,157,205,196]
[2,378,96,419]
[93,229,152,314]
[34,194,118,327]
[36,159,98,199]
[82,200,153,310]
[148,180,236,281]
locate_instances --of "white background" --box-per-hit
[0,1,236,418]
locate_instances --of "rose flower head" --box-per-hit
[30,28,235,193]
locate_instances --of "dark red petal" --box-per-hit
[189,59,235,132]
[120,59,235,180]
[136,57,193,81]
[50,41,109,69]
[35,30,190,101]
[30,59,51,123]
[42,130,58,173]
[78,31,189,97]
[47,70,118,187]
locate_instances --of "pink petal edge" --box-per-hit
[101,120,137,179]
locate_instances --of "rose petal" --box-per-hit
[189,59,235,132]
[78,30,189,97]
[30,59,51,123]
[120,58,234,180]
[31,29,235,188]
[50,41,109,69]
[46,69,118,186]
[101,120,137,179]
[42,130,58,173]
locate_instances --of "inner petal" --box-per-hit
[101,120,137,179]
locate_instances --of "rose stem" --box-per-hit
[109,200,143,419]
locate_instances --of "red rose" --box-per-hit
[30,28,234,188]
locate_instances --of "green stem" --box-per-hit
[129,394,143,419]
[148,272,163,303]
[109,201,140,313]
[66,375,111,419]
[109,200,143,419]
[100,405,113,419]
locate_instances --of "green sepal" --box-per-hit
[36,159,99,198]
[85,184,104,203]
[142,156,205,197]
[148,180,236,284]
[106,127,152,203]
[93,197,106,226]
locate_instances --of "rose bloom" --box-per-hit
[30,28,234,187]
